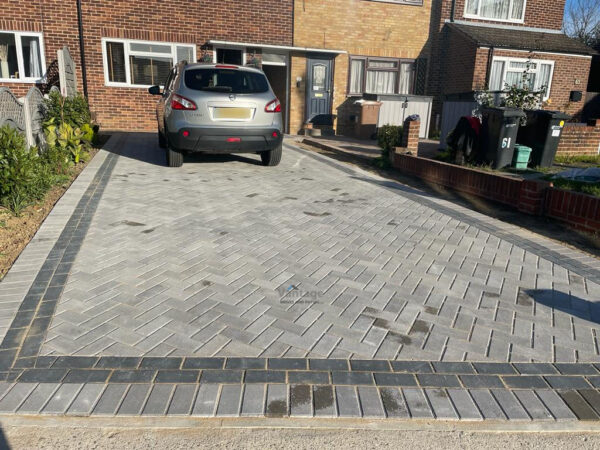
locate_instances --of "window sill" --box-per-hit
[0,78,44,84]
[105,82,161,89]
[462,14,525,24]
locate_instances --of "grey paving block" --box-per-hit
[513,390,554,420]
[335,386,361,417]
[192,383,219,416]
[0,383,36,412]
[447,389,482,420]
[313,385,336,417]
[544,376,592,390]
[425,389,458,420]
[290,384,312,417]
[403,388,433,418]
[241,384,265,416]
[577,389,600,417]
[266,384,288,417]
[118,384,151,415]
[288,371,330,385]
[491,389,530,420]
[92,384,129,415]
[42,383,83,414]
[357,386,385,418]
[470,390,506,420]
[379,387,409,418]
[67,383,106,415]
[167,384,197,415]
[216,385,243,416]
[558,391,600,420]
[460,375,505,389]
[535,390,577,421]
[142,384,174,416]
[18,383,60,413]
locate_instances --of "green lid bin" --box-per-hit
[512,145,532,171]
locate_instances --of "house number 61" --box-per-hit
[502,138,511,149]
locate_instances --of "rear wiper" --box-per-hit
[201,86,233,92]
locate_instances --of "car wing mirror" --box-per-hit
[148,85,162,96]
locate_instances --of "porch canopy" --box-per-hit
[207,40,347,56]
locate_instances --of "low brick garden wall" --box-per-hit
[391,151,600,235]
[557,119,600,156]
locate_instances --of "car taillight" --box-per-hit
[265,99,281,113]
[171,94,197,110]
[215,64,238,69]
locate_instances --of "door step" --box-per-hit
[301,124,335,137]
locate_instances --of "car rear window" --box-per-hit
[184,68,269,94]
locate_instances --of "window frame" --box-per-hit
[101,37,196,88]
[0,30,46,83]
[347,55,416,96]
[490,56,555,100]
[463,0,527,24]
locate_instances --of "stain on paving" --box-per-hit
[409,320,430,335]
[304,212,331,217]
[266,400,287,417]
[313,386,334,411]
[110,220,146,227]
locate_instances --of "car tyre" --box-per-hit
[261,143,282,167]
[158,131,167,149]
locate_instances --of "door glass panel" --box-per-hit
[312,64,326,91]
[0,33,19,79]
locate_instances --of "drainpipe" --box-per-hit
[450,0,456,22]
[76,0,89,98]
[485,47,495,89]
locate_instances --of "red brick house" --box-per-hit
[428,0,596,123]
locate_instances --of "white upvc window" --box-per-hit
[489,56,554,100]
[464,0,526,23]
[0,30,46,82]
[102,38,196,88]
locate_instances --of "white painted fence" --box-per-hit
[366,94,433,138]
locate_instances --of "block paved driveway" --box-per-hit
[1,132,600,421]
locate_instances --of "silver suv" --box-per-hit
[149,62,283,167]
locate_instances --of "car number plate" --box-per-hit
[214,107,252,120]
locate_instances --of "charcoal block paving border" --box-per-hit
[0,138,599,419]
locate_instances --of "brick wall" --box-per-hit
[546,188,600,233]
[1,0,293,131]
[557,119,600,155]
[291,0,433,134]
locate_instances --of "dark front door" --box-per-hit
[306,55,333,125]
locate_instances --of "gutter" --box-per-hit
[76,0,89,98]
[484,47,495,89]
[450,0,456,22]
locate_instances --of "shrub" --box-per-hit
[377,125,404,153]
[44,90,91,129]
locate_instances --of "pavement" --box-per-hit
[0,132,599,422]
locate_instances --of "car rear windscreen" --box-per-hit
[184,69,269,94]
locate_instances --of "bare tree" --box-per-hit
[564,0,600,47]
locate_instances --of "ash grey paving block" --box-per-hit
[513,363,558,375]
[35,356,58,368]
[535,390,577,421]
[63,369,111,383]
[51,356,99,369]
[142,384,174,416]
[216,385,243,417]
[403,388,433,419]
[288,371,330,385]
[225,358,266,370]
[357,386,385,418]
[332,371,374,385]
[447,389,482,420]
[140,357,182,369]
[558,391,600,421]
[502,376,548,390]
[491,389,530,421]
[472,363,517,375]
[167,384,198,415]
[266,384,288,417]
[470,390,506,420]
[42,383,83,414]
[0,383,36,412]
[67,383,106,415]
[577,390,600,417]
[192,384,219,416]
[432,362,475,374]
[117,384,151,415]
[544,376,592,390]
[109,370,156,383]
[379,387,409,418]
[554,364,599,375]
[244,370,286,384]
[200,370,243,384]
[241,384,266,416]
[18,369,67,383]
[155,370,200,384]
[268,358,307,370]
[374,372,417,387]
[183,357,225,370]
[18,383,60,413]
[313,385,336,417]
[349,360,391,372]
[95,357,141,369]
[513,390,554,420]
[335,386,361,417]
[309,359,349,371]
[589,377,600,388]
[290,384,312,417]
[0,383,14,401]
[416,374,461,388]
[425,389,458,420]
[92,384,129,415]
[459,375,505,389]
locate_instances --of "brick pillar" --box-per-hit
[517,179,552,216]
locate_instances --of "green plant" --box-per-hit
[44,90,91,129]
[554,154,600,166]
[377,124,404,162]
[546,177,600,197]
[45,119,87,164]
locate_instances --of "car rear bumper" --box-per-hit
[167,127,283,153]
